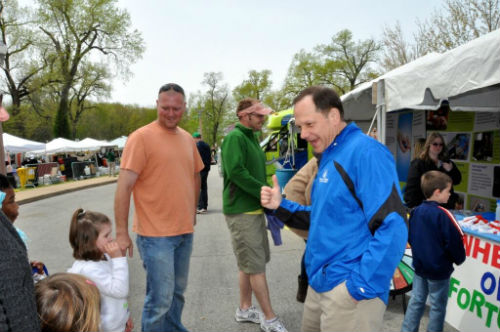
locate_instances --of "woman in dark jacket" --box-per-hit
[404,132,462,209]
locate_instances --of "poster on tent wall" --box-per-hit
[388,110,500,210]
[445,233,500,331]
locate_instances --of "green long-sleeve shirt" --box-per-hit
[221,123,267,214]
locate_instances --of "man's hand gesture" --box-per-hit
[261,175,282,210]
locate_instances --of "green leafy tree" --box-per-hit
[0,0,49,135]
[263,90,292,112]
[200,72,233,147]
[282,50,323,99]
[180,91,205,135]
[36,0,144,138]
[68,62,111,138]
[316,29,380,93]
[233,69,273,101]
[77,102,155,139]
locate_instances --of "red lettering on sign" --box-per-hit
[464,234,474,256]
[473,237,491,264]
[492,244,500,269]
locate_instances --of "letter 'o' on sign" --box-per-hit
[481,272,496,295]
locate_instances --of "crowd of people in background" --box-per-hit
[0,83,467,332]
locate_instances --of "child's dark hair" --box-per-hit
[420,170,452,199]
[69,208,111,261]
[0,173,12,190]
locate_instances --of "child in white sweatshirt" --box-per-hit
[68,208,133,332]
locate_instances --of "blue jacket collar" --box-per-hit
[323,122,360,154]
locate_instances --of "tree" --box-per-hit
[68,62,111,138]
[262,90,292,112]
[281,30,380,100]
[282,50,323,99]
[316,29,381,93]
[77,102,156,139]
[0,1,45,125]
[381,0,500,70]
[379,22,420,71]
[36,0,144,138]
[201,72,233,147]
[416,0,500,53]
[233,69,273,101]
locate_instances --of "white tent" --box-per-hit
[109,136,127,149]
[340,29,500,142]
[2,133,45,153]
[33,137,81,154]
[340,81,376,132]
[382,29,500,113]
[76,137,116,151]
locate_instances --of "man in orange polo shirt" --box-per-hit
[114,83,204,332]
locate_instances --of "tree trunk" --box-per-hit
[54,84,71,138]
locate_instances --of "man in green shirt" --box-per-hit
[221,98,287,332]
[106,149,116,177]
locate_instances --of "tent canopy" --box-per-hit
[3,133,45,153]
[341,81,375,122]
[382,29,500,112]
[76,138,116,151]
[339,29,500,142]
[41,137,80,154]
[109,136,127,149]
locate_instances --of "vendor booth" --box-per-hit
[342,29,500,331]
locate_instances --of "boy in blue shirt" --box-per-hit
[401,170,466,332]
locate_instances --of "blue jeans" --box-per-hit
[136,233,193,332]
[401,274,450,332]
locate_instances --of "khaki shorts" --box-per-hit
[225,213,270,274]
[302,281,386,332]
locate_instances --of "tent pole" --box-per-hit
[377,80,386,145]
[367,108,379,135]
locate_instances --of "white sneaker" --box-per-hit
[235,306,261,324]
[260,317,288,332]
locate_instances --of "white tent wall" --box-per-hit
[341,81,376,133]
[380,29,500,113]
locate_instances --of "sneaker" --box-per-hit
[235,306,261,324]
[260,317,288,332]
[196,209,207,214]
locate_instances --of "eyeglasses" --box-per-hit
[248,113,265,119]
[431,142,444,147]
[158,83,185,96]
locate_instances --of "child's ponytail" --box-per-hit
[69,208,110,261]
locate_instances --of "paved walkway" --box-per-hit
[16,176,118,205]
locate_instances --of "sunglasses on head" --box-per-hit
[158,83,185,96]
[432,142,444,147]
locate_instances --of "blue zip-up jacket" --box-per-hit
[279,123,408,304]
[409,200,465,280]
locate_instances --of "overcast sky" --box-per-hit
[29,0,443,107]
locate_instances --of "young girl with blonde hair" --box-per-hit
[35,272,101,332]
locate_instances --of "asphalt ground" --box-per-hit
[16,170,458,332]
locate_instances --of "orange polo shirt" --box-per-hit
[120,121,204,236]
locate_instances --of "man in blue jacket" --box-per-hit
[261,86,408,332]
